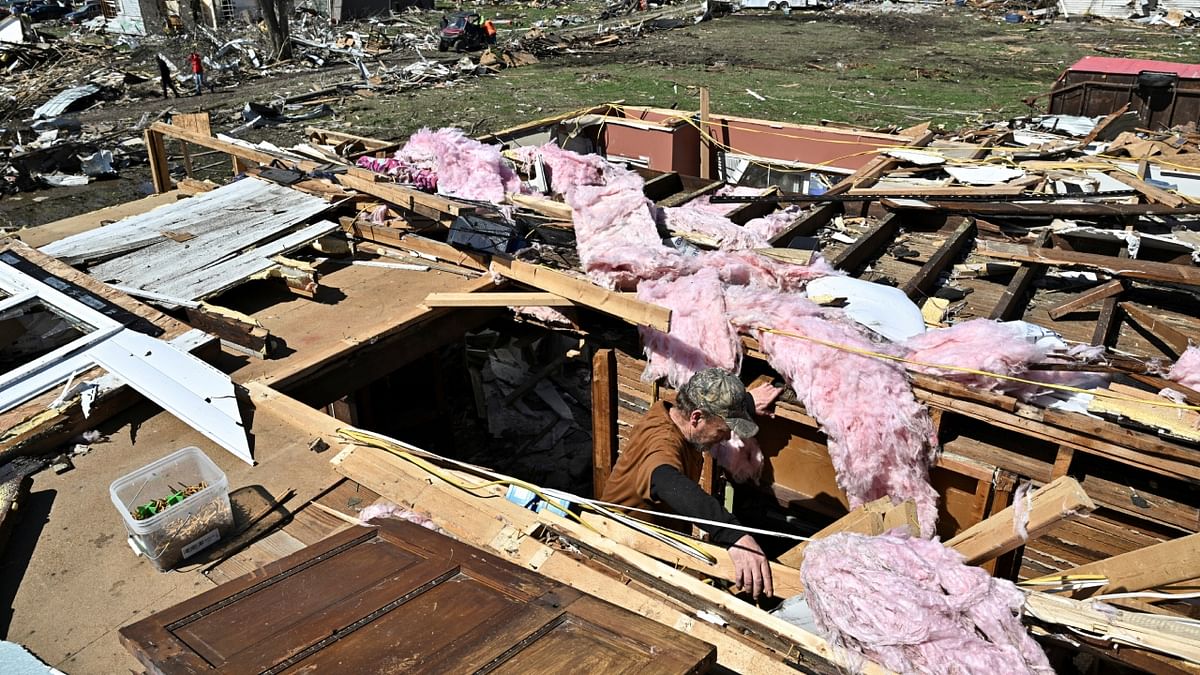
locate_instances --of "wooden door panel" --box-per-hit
[177,538,434,665]
[120,520,715,675]
[280,580,565,674]
[489,615,653,675]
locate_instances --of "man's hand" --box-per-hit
[728,534,774,599]
[748,383,783,416]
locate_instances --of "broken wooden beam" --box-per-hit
[944,476,1096,566]
[990,231,1051,321]
[976,242,1200,287]
[1120,302,1192,358]
[1104,169,1186,208]
[1024,591,1200,665]
[1056,531,1200,599]
[423,292,575,308]
[1046,279,1125,320]
[578,512,805,598]
[768,201,841,248]
[591,349,618,499]
[902,218,976,300]
[490,257,671,332]
[508,193,573,221]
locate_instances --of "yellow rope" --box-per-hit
[337,427,719,564]
[748,324,1200,412]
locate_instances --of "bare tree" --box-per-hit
[257,0,293,61]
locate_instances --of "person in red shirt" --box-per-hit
[187,50,204,96]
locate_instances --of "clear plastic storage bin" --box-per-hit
[109,446,234,572]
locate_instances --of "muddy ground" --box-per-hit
[1,5,1191,232]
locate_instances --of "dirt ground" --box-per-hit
[1,5,1191,232]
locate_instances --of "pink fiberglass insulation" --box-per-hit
[1012,481,1033,542]
[637,267,741,387]
[725,286,939,536]
[704,249,840,292]
[711,435,765,482]
[512,143,609,199]
[902,319,1048,393]
[395,127,522,203]
[1168,346,1200,391]
[663,204,771,250]
[512,305,573,326]
[800,531,1053,675]
[358,501,445,533]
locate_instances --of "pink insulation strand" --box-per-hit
[1168,345,1200,391]
[801,531,1053,675]
[393,127,522,202]
[712,435,765,483]
[1012,481,1033,542]
[358,501,446,533]
[725,287,939,536]
[663,204,771,250]
[637,267,741,387]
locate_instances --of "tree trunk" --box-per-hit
[275,0,293,60]
[256,0,292,61]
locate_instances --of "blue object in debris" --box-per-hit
[504,485,570,518]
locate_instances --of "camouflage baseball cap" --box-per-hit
[682,368,759,438]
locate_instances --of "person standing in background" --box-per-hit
[187,49,204,96]
[156,54,181,98]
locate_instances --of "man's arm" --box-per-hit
[650,465,774,598]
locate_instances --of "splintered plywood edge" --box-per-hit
[490,258,671,332]
[1058,531,1200,598]
[945,476,1096,566]
[1088,383,1200,443]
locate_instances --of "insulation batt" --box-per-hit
[393,127,523,202]
[1168,345,1200,391]
[901,319,1048,392]
[725,287,940,535]
[800,531,1054,675]
[637,267,740,386]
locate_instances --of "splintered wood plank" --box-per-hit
[579,512,805,597]
[592,349,618,499]
[1057,532,1200,599]
[1121,301,1192,358]
[776,498,889,568]
[1046,279,1125,320]
[490,258,671,332]
[944,476,1095,565]
[1088,383,1200,443]
[976,242,1200,287]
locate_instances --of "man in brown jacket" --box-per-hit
[601,368,777,599]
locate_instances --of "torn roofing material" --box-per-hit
[31,84,102,121]
[40,176,331,266]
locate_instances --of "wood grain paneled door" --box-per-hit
[121,519,716,674]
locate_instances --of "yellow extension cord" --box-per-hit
[747,324,1200,412]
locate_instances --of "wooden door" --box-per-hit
[120,519,715,674]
